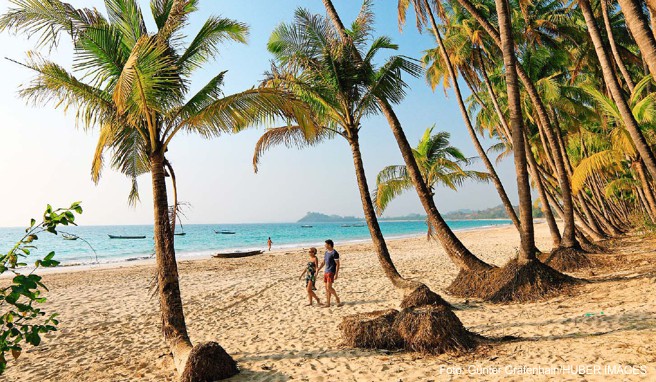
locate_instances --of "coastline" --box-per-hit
[3,221,654,382]
[23,219,516,276]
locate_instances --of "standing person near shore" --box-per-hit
[298,247,321,306]
[317,239,342,307]
[267,237,272,252]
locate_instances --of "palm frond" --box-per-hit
[571,150,623,195]
[104,0,146,47]
[0,0,104,47]
[252,125,332,173]
[373,165,412,214]
[177,16,248,73]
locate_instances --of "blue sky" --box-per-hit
[0,0,519,226]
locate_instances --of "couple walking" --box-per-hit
[299,239,341,308]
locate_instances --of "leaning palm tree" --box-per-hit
[321,0,494,275]
[373,126,490,238]
[254,6,449,307]
[0,0,311,379]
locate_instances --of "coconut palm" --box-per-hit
[578,0,656,180]
[321,0,494,274]
[571,77,656,219]
[254,6,437,299]
[398,0,520,234]
[373,126,490,238]
[0,0,312,379]
[452,0,585,256]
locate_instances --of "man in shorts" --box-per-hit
[317,239,342,307]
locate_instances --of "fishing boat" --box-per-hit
[108,235,147,239]
[301,225,313,228]
[215,230,236,235]
[174,232,186,236]
[341,224,352,227]
[212,250,264,259]
[62,233,78,241]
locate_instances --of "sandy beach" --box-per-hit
[3,222,655,381]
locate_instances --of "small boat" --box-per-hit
[212,250,264,259]
[301,225,313,228]
[62,234,78,241]
[174,232,186,236]
[341,224,352,227]
[215,230,236,235]
[353,224,365,227]
[108,235,146,239]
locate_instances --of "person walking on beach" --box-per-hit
[317,239,342,307]
[299,247,321,306]
[267,237,272,252]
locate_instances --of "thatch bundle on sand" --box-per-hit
[339,306,480,354]
[447,259,579,303]
[538,247,595,272]
[394,305,479,354]
[180,342,239,382]
[338,309,403,349]
[399,284,452,309]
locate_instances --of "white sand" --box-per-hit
[3,223,655,381]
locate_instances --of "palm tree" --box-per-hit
[494,0,536,263]
[321,0,493,274]
[0,0,311,379]
[254,6,444,303]
[578,0,656,180]
[398,0,521,233]
[373,126,490,239]
[452,0,585,256]
[617,0,656,83]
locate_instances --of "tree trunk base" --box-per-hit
[180,342,238,382]
[400,284,452,309]
[538,246,595,272]
[338,309,404,349]
[447,259,579,302]
[339,305,481,355]
[393,305,481,354]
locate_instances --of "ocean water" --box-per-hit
[0,220,511,266]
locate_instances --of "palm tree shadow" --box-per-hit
[228,369,291,381]
[479,311,656,344]
[587,271,656,283]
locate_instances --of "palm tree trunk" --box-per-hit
[455,0,581,251]
[164,159,179,234]
[526,136,562,248]
[424,2,521,232]
[322,0,492,273]
[348,137,421,290]
[601,0,635,92]
[635,160,656,218]
[150,150,193,373]
[479,50,513,141]
[581,0,656,180]
[618,0,656,83]
[495,0,536,263]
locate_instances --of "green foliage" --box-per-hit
[0,202,83,375]
[373,126,490,214]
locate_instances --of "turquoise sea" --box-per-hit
[0,220,511,266]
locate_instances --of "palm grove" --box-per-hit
[2,0,656,380]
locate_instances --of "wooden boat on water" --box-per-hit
[212,250,264,259]
[62,234,78,240]
[108,235,147,239]
[341,224,352,227]
[301,225,313,228]
[215,230,236,235]
[174,232,186,236]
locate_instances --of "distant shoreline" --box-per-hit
[9,219,521,277]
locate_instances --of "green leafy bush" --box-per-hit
[0,202,83,374]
